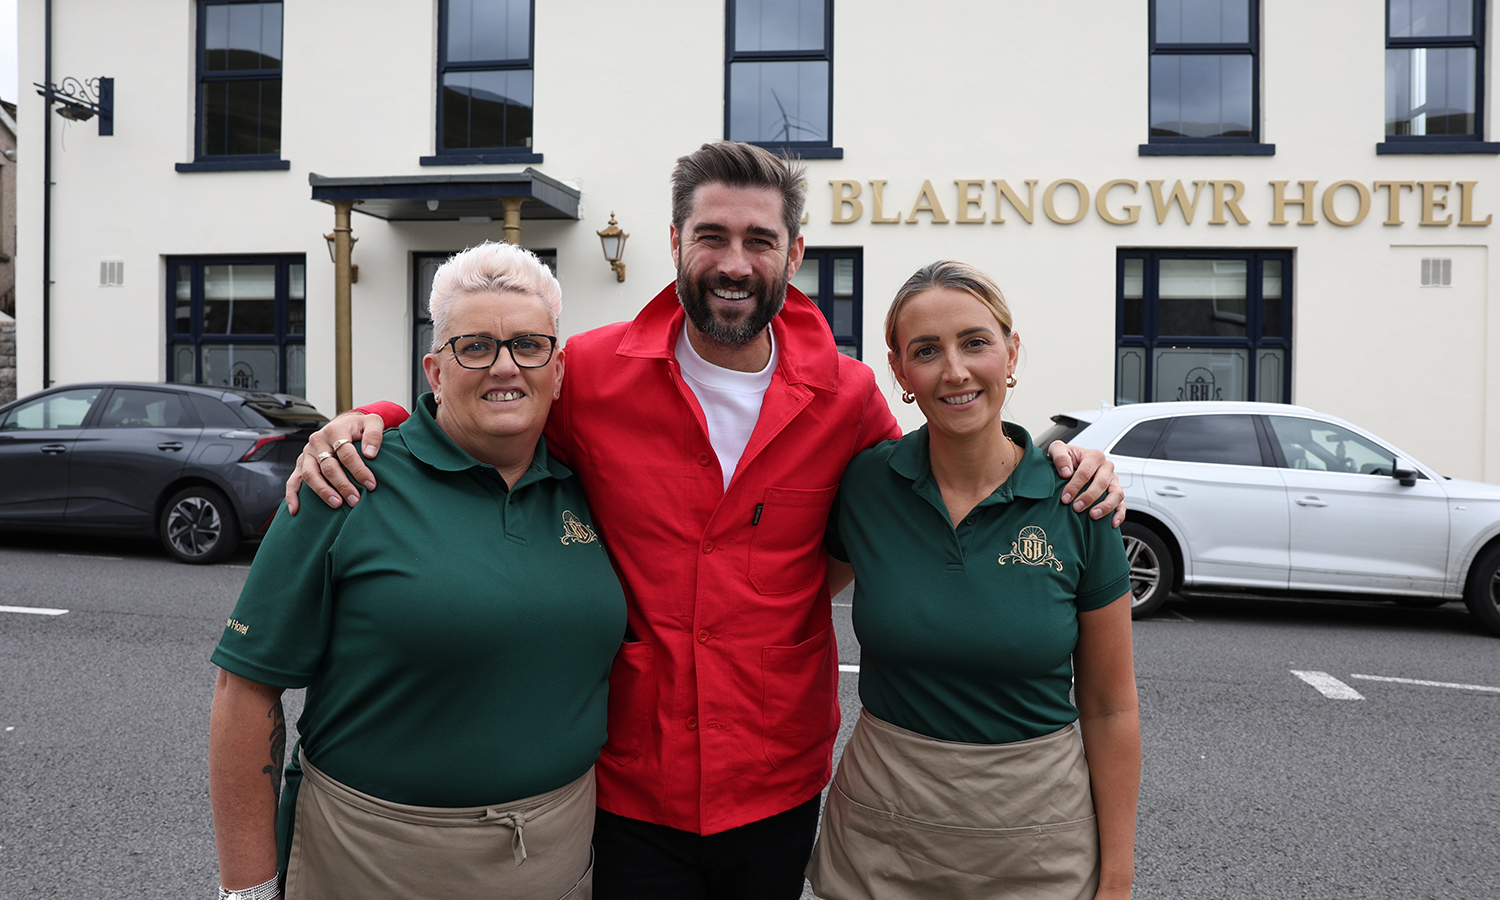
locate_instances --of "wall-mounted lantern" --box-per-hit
[597,213,628,282]
[323,229,359,283]
[34,77,113,135]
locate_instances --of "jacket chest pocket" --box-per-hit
[748,485,839,595]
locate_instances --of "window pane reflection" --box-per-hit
[728,61,829,143]
[443,70,533,149]
[1158,259,1248,337]
[1261,260,1283,337]
[446,0,529,62]
[288,264,305,335]
[1155,0,1249,44]
[1386,47,1476,136]
[791,258,819,301]
[205,2,282,71]
[1122,259,1145,335]
[1389,0,1472,38]
[1151,54,1252,138]
[735,0,825,51]
[204,265,277,335]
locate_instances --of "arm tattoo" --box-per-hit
[262,700,287,803]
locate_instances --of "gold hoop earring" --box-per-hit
[1006,375,1017,388]
[901,391,916,404]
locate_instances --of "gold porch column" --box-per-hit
[502,197,524,245]
[332,200,356,412]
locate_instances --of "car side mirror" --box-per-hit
[1392,457,1417,487]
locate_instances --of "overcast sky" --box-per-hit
[0,0,16,104]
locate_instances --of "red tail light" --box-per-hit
[240,434,286,462]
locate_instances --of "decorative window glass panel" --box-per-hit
[1389,0,1473,38]
[446,0,530,62]
[202,344,280,392]
[1158,259,1248,338]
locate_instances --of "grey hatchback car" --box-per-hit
[0,382,327,563]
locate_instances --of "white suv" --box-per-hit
[1040,402,1500,637]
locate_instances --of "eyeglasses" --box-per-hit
[442,333,558,369]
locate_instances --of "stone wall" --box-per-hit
[0,315,15,404]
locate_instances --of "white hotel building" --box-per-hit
[15,0,1500,482]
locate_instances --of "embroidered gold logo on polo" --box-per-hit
[559,510,598,546]
[998,525,1063,571]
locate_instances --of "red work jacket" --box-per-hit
[364,284,899,834]
[547,283,899,834]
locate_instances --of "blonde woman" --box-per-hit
[807,261,1140,900]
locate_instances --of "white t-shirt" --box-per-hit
[675,323,778,491]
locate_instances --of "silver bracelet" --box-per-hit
[219,874,281,900]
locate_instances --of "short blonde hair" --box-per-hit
[428,242,562,351]
[884,260,1014,353]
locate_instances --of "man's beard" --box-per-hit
[677,265,788,348]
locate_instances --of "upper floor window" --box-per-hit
[1385,0,1486,142]
[431,0,539,164]
[195,1,283,163]
[726,0,841,159]
[1144,0,1272,156]
[168,255,307,398]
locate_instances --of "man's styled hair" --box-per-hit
[428,241,562,352]
[671,142,807,241]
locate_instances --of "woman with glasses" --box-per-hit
[208,242,623,900]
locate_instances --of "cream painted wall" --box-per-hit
[14,0,1500,481]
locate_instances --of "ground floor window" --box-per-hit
[413,249,555,405]
[167,255,306,397]
[1116,249,1291,404]
[792,247,862,359]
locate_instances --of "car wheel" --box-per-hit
[160,486,240,565]
[1463,544,1500,637]
[1122,522,1175,619]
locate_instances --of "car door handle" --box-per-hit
[40,444,68,455]
[1154,486,1187,498]
[1295,496,1328,507]
[157,442,185,451]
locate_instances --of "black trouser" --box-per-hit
[592,796,821,900]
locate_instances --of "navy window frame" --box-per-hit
[1141,0,1274,156]
[167,254,306,395]
[425,0,543,166]
[178,0,289,173]
[797,246,862,359]
[724,0,842,160]
[1116,248,1292,404]
[1379,0,1500,153]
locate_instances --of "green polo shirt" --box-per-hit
[827,423,1130,745]
[211,394,626,846]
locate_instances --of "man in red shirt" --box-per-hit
[286,142,1123,899]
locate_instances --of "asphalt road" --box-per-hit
[2,531,1497,899]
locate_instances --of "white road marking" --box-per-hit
[0,605,69,616]
[57,553,123,561]
[1291,670,1364,700]
[1350,674,1500,694]
[1168,609,1194,622]
[839,664,860,673]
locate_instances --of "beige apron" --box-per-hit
[284,750,594,900]
[806,709,1098,900]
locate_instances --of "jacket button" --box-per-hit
[697,453,711,466]
[702,540,714,553]
[686,716,698,730]
[697,630,711,643]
